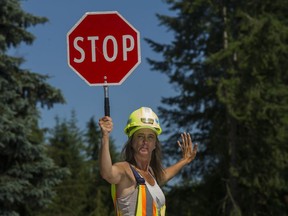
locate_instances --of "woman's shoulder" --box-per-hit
[114,161,136,185]
[113,161,131,171]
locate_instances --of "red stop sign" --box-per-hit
[67,11,141,86]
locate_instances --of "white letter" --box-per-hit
[103,36,117,62]
[73,37,85,63]
[88,36,99,62]
[122,35,134,61]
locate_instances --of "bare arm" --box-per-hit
[98,116,124,184]
[162,132,198,184]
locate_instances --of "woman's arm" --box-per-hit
[98,116,124,184]
[162,132,198,184]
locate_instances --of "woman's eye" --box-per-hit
[138,135,144,139]
[136,134,155,141]
[148,136,155,141]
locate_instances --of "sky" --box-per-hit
[18,0,176,149]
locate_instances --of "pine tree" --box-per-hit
[83,117,119,216]
[41,113,88,216]
[0,0,67,215]
[146,0,288,215]
[39,115,120,216]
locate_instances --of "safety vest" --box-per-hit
[111,165,166,216]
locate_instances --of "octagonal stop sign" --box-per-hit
[67,11,141,86]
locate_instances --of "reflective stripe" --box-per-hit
[137,185,144,215]
[160,205,166,215]
[111,184,122,216]
[111,184,116,207]
[153,200,157,216]
[142,185,147,215]
[143,185,153,216]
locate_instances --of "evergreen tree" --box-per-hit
[39,115,120,216]
[84,117,119,216]
[146,0,288,215]
[0,0,67,215]
[41,113,88,216]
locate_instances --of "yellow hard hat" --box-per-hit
[124,107,162,137]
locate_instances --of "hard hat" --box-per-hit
[124,107,162,137]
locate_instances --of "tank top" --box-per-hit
[112,165,166,216]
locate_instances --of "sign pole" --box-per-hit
[104,85,110,116]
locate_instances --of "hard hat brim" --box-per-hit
[127,126,160,138]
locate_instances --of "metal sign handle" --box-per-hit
[104,85,110,116]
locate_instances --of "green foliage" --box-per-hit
[0,0,67,215]
[37,114,118,216]
[40,113,88,215]
[0,1,120,215]
[0,0,48,51]
[147,0,288,215]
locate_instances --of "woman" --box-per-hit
[99,107,198,216]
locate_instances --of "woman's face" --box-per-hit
[132,128,157,156]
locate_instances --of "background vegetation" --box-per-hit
[1,0,287,215]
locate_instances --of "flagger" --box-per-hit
[99,107,198,216]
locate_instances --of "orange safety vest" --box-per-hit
[111,165,166,216]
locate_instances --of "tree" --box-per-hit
[39,115,119,216]
[83,117,119,216]
[146,0,288,215]
[0,0,67,215]
[41,113,88,216]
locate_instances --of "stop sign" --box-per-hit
[67,11,141,86]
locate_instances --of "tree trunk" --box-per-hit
[222,5,240,216]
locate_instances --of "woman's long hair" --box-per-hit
[121,135,165,183]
